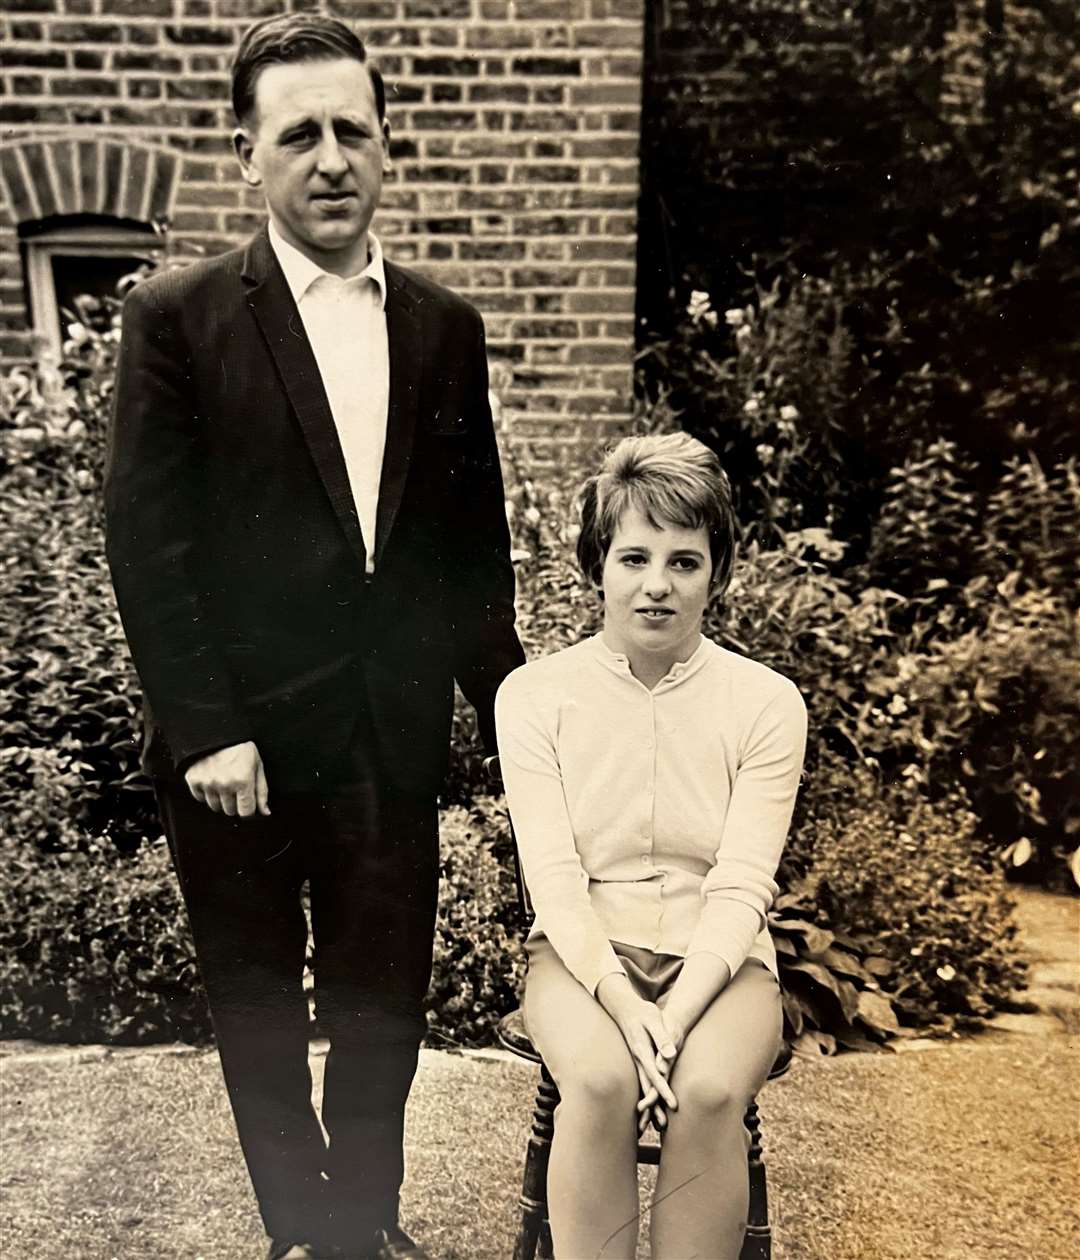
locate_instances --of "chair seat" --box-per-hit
[497,1006,543,1064]
[497,1007,793,1080]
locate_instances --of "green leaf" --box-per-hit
[784,959,841,998]
[793,1029,836,1057]
[781,988,804,1036]
[820,945,870,981]
[835,977,861,1023]
[771,918,835,957]
[856,989,900,1035]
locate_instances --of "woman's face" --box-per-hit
[601,506,713,667]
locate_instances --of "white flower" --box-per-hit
[687,290,712,325]
[743,398,760,415]
[756,443,774,465]
[779,404,800,422]
[724,308,745,327]
[524,506,541,526]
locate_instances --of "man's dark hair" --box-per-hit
[231,13,386,126]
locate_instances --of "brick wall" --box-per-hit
[0,0,646,449]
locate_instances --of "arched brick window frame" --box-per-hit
[0,137,179,230]
[0,138,180,354]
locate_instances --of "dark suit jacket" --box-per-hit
[105,227,525,797]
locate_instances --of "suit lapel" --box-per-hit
[241,229,367,568]
[375,261,423,565]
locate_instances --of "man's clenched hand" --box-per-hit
[184,741,270,818]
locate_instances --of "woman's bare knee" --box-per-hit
[554,1055,639,1118]
[674,1068,753,1121]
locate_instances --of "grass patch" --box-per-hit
[1,1037,1078,1259]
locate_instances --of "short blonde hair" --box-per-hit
[576,432,738,596]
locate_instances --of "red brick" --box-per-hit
[513,56,581,75]
[128,78,163,98]
[412,55,480,76]
[465,27,535,49]
[49,21,124,41]
[0,49,66,68]
[101,0,174,15]
[404,0,472,15]
[411,109,476,129]
[166,78,229,100]
[164,24,234,45]
[51,75,121,96]
[570,82,639,104]
[573,22,642,48]
[0,102,68,123]
[517,164,580,184]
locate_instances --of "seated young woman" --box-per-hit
[494,433,807,1260]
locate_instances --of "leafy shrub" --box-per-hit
[1,309,154,853]
[770,888,899,1058]
[426,798,527,1047]
[884,586,1080,888]
[0,748,209,1044]
[978,456,1080,604]
[801,764,1026,1037]
[865,439,984,600]
[638,276,882,546]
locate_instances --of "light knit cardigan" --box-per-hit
[494,634,808,995]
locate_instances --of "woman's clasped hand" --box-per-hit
[595,972,680,1134]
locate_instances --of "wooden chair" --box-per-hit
[485,757,791,1260]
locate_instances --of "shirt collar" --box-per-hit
[587,632,711,689]
[268,220,387,310]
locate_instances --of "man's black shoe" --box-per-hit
[266,1242,319,1260]
[370,1225,432,1260]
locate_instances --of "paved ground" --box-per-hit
[1,888,1076,1260]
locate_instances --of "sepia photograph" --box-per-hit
[0,2,1077,1258]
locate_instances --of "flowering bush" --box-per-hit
[802,764,1026,1037]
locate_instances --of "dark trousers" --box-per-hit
[156,752,439,1250]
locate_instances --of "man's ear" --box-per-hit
[233,128,261,187]
[381,118,392,175]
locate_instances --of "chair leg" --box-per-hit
[513,1066,559,1260]
[739,1100,772,1260]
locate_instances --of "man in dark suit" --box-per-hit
[104,15,525,1260]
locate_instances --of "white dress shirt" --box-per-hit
[495,634,808,995]
[268,222,389,575]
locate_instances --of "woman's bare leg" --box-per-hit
[650,960,782,1260]
[524,943,642,1259]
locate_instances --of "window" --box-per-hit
[22,218,163,355]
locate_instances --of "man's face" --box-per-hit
[234,57,390,276]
